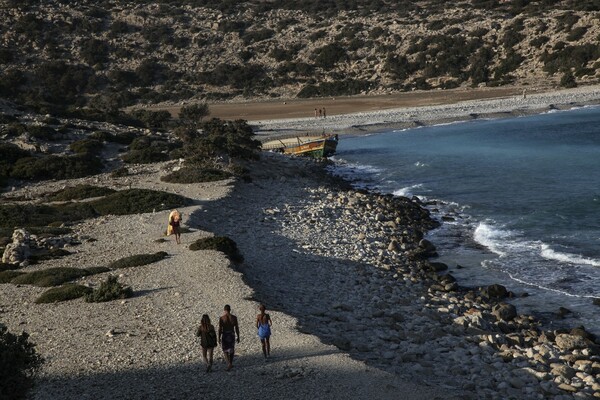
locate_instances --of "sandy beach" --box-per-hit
[3,85,600,400]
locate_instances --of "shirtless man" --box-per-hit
[218,305,240,371]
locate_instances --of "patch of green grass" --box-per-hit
[9,266,108,287]
[189,236,243,263]
[89,189,192,215]
[47,184,116,201]
[85,276,133,302]
[35,284,92,304]
[161,167,232,183]
[0,270,24,283]
[109,252,168,269]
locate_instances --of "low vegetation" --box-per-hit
[46,184,116,201]
[10,266,110,287]
[85,276,133,302]
[9,155,104,181]
[0,324,43,400]
[35,284,93,304]
[0,270,24,283]
[89,189,192,215]
[108,252,168,269]
[189,236,243,263]
[160,167,232,183]
[0,189,190,229]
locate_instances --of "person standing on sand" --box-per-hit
[256,304,272,359]
[218,305,240,371]
[167,210,182,244]
[314,108,318,118]
[196,314,217,373]
[323,107,326,118]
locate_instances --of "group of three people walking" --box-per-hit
[196,304,272,372]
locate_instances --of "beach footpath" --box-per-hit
[1,161,455,400]
[200,153,600,400]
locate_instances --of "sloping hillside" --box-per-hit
[0,0,599,114]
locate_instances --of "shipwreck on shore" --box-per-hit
[261,134,338,157]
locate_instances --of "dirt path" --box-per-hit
[145,86,548,121]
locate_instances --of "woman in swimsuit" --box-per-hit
[256,304,272,359]
[169,212,181,244]
[196,314,217,372]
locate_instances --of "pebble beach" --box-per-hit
[3,85,600,400]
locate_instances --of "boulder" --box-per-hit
[492,303,517,321]
[555,333,592,351]
[482,284,509,299]
[1,229,32,265]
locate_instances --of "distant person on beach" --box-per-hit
[314,108,318,118]
[167,210,182,244]
[256,304,272,359]
[196,314,217,373]
[218,305,240,371]
[319,108,322,118]
[522,88,527,99]
[323,107,326,118]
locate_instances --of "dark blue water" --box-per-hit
[331,106,600,331]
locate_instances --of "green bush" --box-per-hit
[161,167,232,183]
[179,103,210,127]
[0,270,24,283]
[47,184,116,201]
[0,190,188,228]
[560,71,577,88]
[189,236,243,263]
[11,267,97,287]
[313,42,347,69]
[10,155,104,181]
[69,139,103,155]
[89,189,191,215]
[122,147,170,164]
[85,276,133,303]
[109,252,168,269]
[80,38,109,66]
[0,203,97,228]
[0,324,42,400]
[129,109,171,129]
[297,80,371,98]
[182,119,261,162]
[35,284,92,304]
[107,131,138,145]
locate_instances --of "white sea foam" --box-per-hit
[393,183,424,197]
[473,222,515,257]
[540,244,600,267]
[414,161,429,167]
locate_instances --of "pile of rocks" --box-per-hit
[266,185,600,399]
[1,228,78,267]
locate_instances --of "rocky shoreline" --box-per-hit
[200,153,600,399]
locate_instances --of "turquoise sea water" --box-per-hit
[330,106,600,332]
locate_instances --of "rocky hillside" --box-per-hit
[0,0,599,114]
